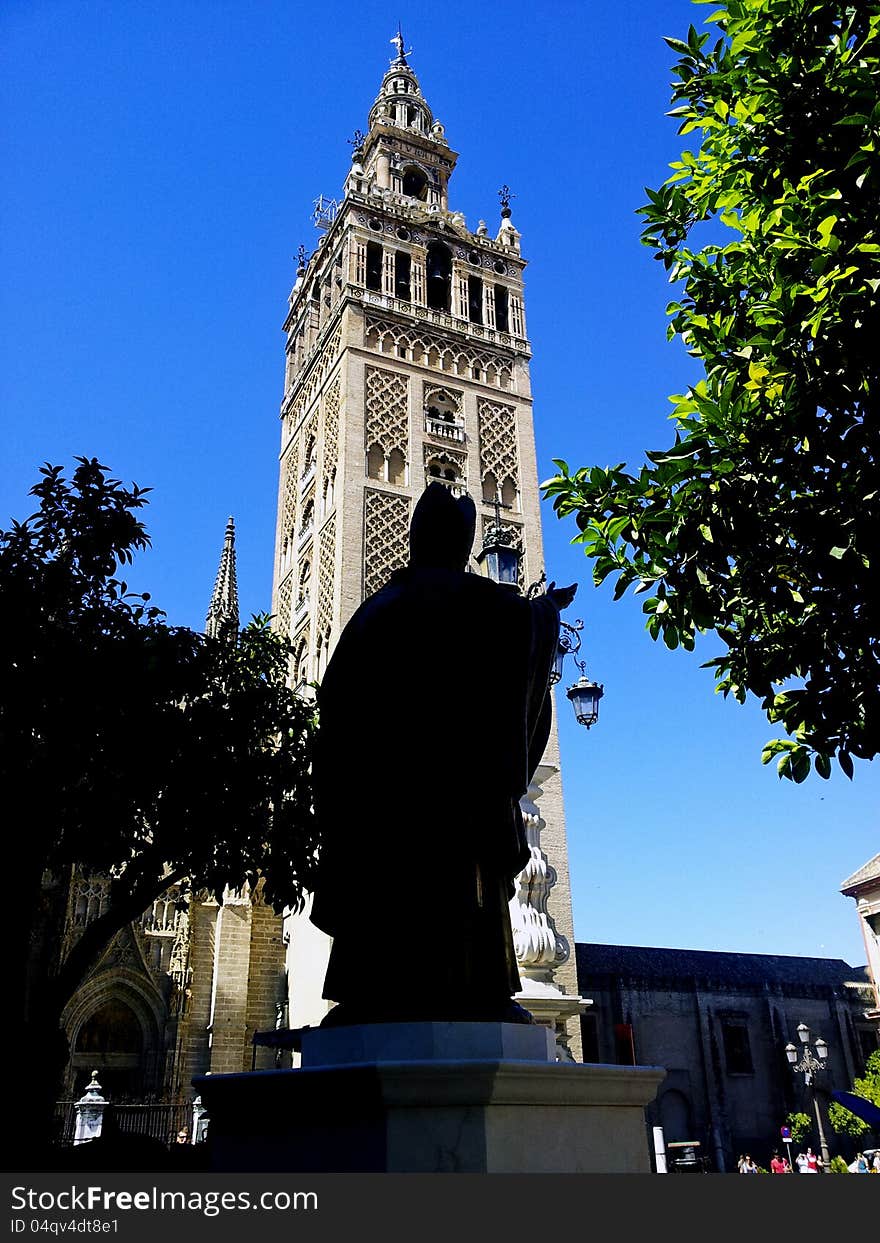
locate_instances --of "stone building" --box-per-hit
[270,35,583,1055]
[841,854,880,1028]
[576,942,879,1171]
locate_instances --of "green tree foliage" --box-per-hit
[828,1049,880,1137]
[2,459,317,1145]
[785,1111,813,1144]
[543,1,880,780]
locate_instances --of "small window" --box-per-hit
[721,1017,754,1074]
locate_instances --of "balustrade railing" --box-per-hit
[424,415,465,442]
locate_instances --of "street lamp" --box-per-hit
[476,521,604,730]
[785,1024,831,1170]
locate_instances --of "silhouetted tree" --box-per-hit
[2,459,317,1156]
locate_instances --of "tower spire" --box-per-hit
[206,516,239,641]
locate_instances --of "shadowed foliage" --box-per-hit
[2,458,317,1158]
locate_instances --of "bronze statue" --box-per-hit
[310,484,575,1025]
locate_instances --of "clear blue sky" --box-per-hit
[2,1,876,967]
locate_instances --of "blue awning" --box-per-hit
[831,1090,880,1129]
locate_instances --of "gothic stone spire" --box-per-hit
[206,515,239,640]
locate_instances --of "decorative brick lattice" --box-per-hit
[365,367,408,457]
[284,326,343,426]
[316,515,336,636]
[365,315,513,389]
[275,574,293,639]
[364,490,410,598]
[301,410,319,484]
[280,443,298,542]
[323,377,341,474]
[478,399,519,491]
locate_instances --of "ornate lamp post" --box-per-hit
[785,1023,831,1169]
[476,516,604,729]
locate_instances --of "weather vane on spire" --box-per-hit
[498,185,515,218]
[390,25,412,65]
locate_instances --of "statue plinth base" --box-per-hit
[195,1022,664,1173]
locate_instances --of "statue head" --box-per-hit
[409,483,476,571]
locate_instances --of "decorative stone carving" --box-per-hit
[279,442,298,563]
[316,515,336,637]
[365,366,408,458]
[275,574,292,641]
[365,315,514,388]
[322,378,340,482]
[478,398,519,495]
[363,489,410,598]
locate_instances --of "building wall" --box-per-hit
[577,943,879,1171]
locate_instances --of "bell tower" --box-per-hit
[272,33,585,1057]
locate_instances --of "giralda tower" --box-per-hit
[272,34,585,1057]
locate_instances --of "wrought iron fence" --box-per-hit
[53,1101,191,1147]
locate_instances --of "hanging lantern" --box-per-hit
[566,675,604,729]
[475,523,521,588]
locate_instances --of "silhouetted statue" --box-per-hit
[311,484,575,1025]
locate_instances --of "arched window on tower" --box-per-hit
[293,636,309,688]
[426,242,452,312]
[367,443,385,480]
[388,448,406,486]
[482,472,498,505]
[322,469,336,515]
[317,627,331,679]
[300,498,314,541]
[298,558,311,606]
[500,476,518,511]
[402,166,428,200]
[426,454,463,491]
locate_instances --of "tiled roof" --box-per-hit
[841,853,880,893]
[576,942,869,990]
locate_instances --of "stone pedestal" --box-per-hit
[195,1023,664,1173]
